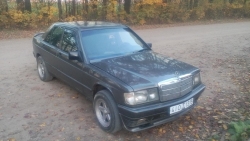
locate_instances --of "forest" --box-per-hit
[0,0,250,28]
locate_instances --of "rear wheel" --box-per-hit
[93,90,121,133]
[37,56,53,82]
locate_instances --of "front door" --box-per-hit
[56,28,91,97]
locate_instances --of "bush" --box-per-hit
[0,0,250,29]
[0,12,9,28]
[227,120,250,141]
[37,6,58,25]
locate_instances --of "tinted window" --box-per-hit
[81,28,146,60]
[61,29,77,52]
[42,24,54,39]
[44,26,63,47]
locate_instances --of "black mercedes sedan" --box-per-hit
[32,21,205,133]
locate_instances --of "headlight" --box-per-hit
[124,88,159,105]
[193,73,201,87]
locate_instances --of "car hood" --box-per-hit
[91,51,198,91]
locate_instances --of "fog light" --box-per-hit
[137,118,146,124]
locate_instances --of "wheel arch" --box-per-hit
[36,53,41,58]
[92,83,114,99]
[92,83,122,133]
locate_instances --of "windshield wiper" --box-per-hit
[137,48,150,52]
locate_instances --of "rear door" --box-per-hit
[41,26,64,75]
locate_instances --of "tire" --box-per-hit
[93,90,122,133]
[37,56,53,82]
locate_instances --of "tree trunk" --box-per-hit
[0,0,8,12]
[72,0,76,16]
[224,0,227,5]
[65,0,68,17]
[194,0,198,8]
[58,0,63,20]
[91,0,97,9]
[189,0,193,9]
[24,0,31,12]
[102,0,107,20]
[16,0,24,12]
[5,0,8,12]
[47,0,50,24]
[118,0,121,22]
[76,1,78,15]
[186,0,189,9]
[68,1,71,16]
[85,0,88,12]
[124,0,131,14]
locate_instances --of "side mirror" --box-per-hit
[69,51,81,61]
[147,43,152,48]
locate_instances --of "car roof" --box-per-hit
[54,21,127,30]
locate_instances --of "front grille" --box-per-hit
[159,75,193,102]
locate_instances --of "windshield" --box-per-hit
[81,28,148,60]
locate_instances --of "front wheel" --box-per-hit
[93,90,121,133]
[37,56,53,82]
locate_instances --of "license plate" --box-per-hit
[169,98,194,115]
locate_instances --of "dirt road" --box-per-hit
[0,21,250,141]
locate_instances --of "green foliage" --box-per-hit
[1,0,250,29]
[37,6,58,25]
[227,120,250,141]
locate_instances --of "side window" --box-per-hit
[60,29,77,52]
[42,24,54,39]
[44,26,63,48]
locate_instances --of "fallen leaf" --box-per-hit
[59,127,64,132]
[195,134,199,139]
[179,127,184,132]
[223,124,227,130]
[159,128,163,133]
[8,138,16,141]
[218,120,223,124]
[206,107,212,111]
[232,108,238,112]
[79,118,84,121]
[213,116,218,119]
[76,137,81,141]
[39,123,46,127]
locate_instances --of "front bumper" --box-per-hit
[118,84,205,132]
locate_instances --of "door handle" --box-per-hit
[58,52,62,56]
